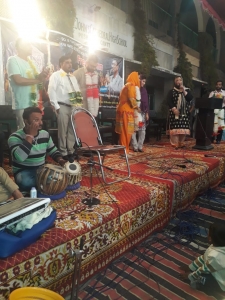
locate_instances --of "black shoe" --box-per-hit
[138,149,143,152]
[133,149,138,152]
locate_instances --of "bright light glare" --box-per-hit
[9,0,46,40]
[88,31,100,54]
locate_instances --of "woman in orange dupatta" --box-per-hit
[115,72,140,154]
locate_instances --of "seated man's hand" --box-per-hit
[57,158,67,167]
[26,120,40,137]
[12,189,23,199]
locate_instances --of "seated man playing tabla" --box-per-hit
[8,107,67,192]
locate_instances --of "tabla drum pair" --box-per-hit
[36,162,81,199]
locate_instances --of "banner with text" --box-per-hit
[1,24,124,108]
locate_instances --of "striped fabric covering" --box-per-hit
[78,185,225,300]
[8,129,61,175]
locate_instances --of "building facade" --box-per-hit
[98,0,225,114]
[0,0,224,114]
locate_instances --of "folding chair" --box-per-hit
[71,107,130,185]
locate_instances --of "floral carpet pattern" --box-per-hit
[0,141,225,299]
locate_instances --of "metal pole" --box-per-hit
[70,249,83,300]
[90,162,93,204]
[70,236,84,300]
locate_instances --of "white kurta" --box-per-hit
[209,90,225,134]
[48,69,81,110]
[134,86,142,131]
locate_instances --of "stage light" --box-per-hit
[9,0,46,40]
[88,31,100,54]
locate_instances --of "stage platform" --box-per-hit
[1,140,225,299]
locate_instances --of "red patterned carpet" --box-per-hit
[78,185,225,300]
[0,141,225,299]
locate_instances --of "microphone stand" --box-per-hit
[70,237,84,300]
[82,159,113,207]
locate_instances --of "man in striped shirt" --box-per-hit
[179,223,225,295]
[8,107,67,191]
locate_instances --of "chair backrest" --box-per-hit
[71,107,103,147]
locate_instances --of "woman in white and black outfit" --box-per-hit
[167,76,193,149]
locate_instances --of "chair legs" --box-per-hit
[79,147,130,185]
[95,149,130,185]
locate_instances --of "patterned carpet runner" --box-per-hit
[78,185,225,300]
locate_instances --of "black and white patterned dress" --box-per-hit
[167,88,193,135]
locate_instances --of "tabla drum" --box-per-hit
[64,161,82,190]
[36,164,69,196]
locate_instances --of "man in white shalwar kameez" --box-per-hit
[209,80,225,144]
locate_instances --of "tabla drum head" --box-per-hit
[64,161,81,175]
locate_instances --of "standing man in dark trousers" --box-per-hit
[48,56,81,160]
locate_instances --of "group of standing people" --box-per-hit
[115,73,194,153]
[6,38,99,160]
[167,77,225,148]
[0,38,100,196]
[2,37,225,192]
[2,41,225,297]
[116,75,225,153]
